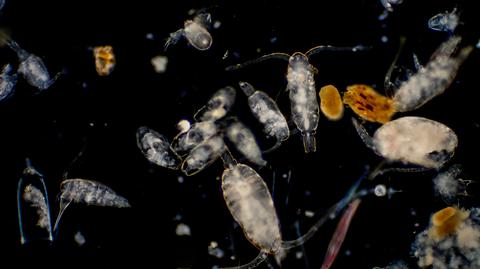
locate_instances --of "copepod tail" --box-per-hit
[302,132,316,153]
[238,81,255,97]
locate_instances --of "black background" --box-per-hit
[0,0,479,268]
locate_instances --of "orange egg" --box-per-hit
[429,206,469,240]
[93,45,116,76]
[319,85,344,121]
[343,84,395,124]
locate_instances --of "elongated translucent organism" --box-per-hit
[352,116,458,169]
[170,121,218,156]
[319,84,344,121]
[165,12,213,51]
[239,81,289,153]
[181,134,225,176]
[17,159,53,244]
[194,86,236,122]
[7,40,61,90]
[226,45,368,153]
[0,63,17,101]
[225,120,266,167]
[136,126,181,169]
[320,198,361,269]
[393,36,473,112]
[54,178,131,232]
[93,45,116,76]
[343,84,395,124]
[428,8,460,33]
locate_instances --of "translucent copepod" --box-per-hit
[93,45,116,76]
[225,120,266,167]
[165,12,213,51]
[343,84,395,124]
[17,159,53,244]
[54,178,131,232]
[428,8,460,33]
[194,86,236,122]
[393,36,473,112]
[7,40,61,90]
[221,162,285,264]
[171,121,218,157]
[352,116,458,169]
[0,63,17,101]
[136,126,181,170]
[181,134,225,176]
[227,45,368,153]
[239,81,289,152]
[319,84,344,121]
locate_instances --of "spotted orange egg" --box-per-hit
[343,84,395,124]
[319,84,344,121]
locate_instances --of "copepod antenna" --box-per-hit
[384,36,407,98]
[305,44,371,58]
[225,53,290,71]
[220,251,269,269]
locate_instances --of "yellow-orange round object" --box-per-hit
[429,206,469,240]
[319,85,344,121]
[343,84,395,124]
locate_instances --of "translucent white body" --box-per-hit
[222,163,285,261]
[0,64,17,101]
[194,86,236,122]
[181,135,225,176]
[171,121,218,156]
[226,121,266,166]
[428,8,460,33]
[60,179,131,208]
[287,53,319,153]
[136,126,181,169]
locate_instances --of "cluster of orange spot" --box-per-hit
[93,45,116,76]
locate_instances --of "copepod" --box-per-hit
[225,119,266,167]
[6,40,62,90]
[0,63,17,101]
[352,116,458,169]
[165,12,213,51]
[239,81,289,153]
[17,159,53,244]
[181,134,225,176]
[428,8,460,33]
[136,126,181,170]
[93,45,116,76]
[319,84,344,121]
[227,45,368,153]
[171,121,218,157]
[194,86,236,122]
[392,36,473,112]
[343,84,396,124]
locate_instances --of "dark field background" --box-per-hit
[0,0,479,268]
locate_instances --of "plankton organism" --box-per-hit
[0,63,17,101]
[93,45,116,76]
[194,86,236,122]
[17,159,53,244]
[319,84,344,121]
[6,40,61,90]
[343,84,395,124]
[181,134,225,176]
[393,36,473,112]
[413,207,480,269]
[238,81,289,153]
[428,8,460,33]
[320,198,361,269]
[380,0,403,12]
[227,45,367,153]
[352,116,458,169]
[171,121,218,157]
[165,12,213,51]
[225,120,266,167]
[433,164,469,202]
[53,178,131,232]
[136,126,181,169]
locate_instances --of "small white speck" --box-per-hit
[345,249,352,256]
[381,36,389,43]
[89,122,94,127]
[188,9,195,15]
[476,39,480,49]
[295,251,303,259]
[230,255,236,260]
[177,120,191,134]
[213,21,221,29]
[270,37,278,43]
[151,55,168,73]
[282,173,288,179]
[305,210,314,218]
[74,231,86,246]
[176,223,191,236]
[146,33,155,40]
[374,184,387,197]
[178,176,184,183]
[256,48,262,53]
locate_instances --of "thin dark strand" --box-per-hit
[225,53,290,71]
[384,36,407,98]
